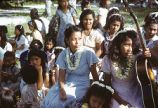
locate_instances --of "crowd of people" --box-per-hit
[0,0,158,108]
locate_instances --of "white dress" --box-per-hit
[98,7,108,27]
[82,29,104,52]
[15,35,29,58]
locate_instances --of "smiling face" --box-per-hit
[68,31,82,52]
[120,37,133,58]
[82,14,94,30]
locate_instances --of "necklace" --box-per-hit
[66,47,83,70]
[112,56,134,79]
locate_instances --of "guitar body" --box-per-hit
[136,56,158,108]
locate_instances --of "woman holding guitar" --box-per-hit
[101,30,152,108]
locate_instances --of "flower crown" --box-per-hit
[91,81,114,94]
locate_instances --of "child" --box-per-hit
[14,25,29,59]
[17,64,40,108]
[44,37,56,72]
[97,0,110,27]
[27,20,43,44]
[55,0,77,47]
[41,25,99,108]
[101,13,124,57]
[0,51,20,93]
[0,87,15,108]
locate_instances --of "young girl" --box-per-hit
[55,0,77,47]
[41,25,99,108]
[79,9,104,57]
[101,13,124,57]
[97,0,110,27]
[14,25,29,59]
[44,37,56,72]
[0,51,20,93]
[101,30,144,108]
[27,20,43,44]
[17,64,40,108]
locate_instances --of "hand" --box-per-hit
[143,48,151,58]
[59,88,67,101]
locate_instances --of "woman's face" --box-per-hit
[30,55,41,66]
[59,0,68,9]
[120,37,133,58]
[109,21,121,34]
[14,28,20,36]
[68,31,82,52]
[89,95,104,108]
[46,41,54,50]
[145,23,158,39]
[82,14,94,30]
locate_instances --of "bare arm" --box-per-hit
[44,73,50,88]
[95,43,102,57]
[35,65,43,90]
[73,16,77,25]
[59,69,67,100]
[90,63,99,81]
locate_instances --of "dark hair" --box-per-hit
[30,39,43,50]
[109,30,139,62]
[99,0,109,8]
[81,0,90,11]
[144,18,158,28]
[144,12,158,24]
[21,64,38,84]
[28,20,38,30]
[15,25,24,41]
[64,25,81,47]
[28,50,47,79]
[104,14,124,31]
[0,33,7,49]
[2,51,16,71]
[44,37,56,52]
[0,88,15,108]
[30,8,39,20]
[57,0,75,11]
[79,9,98,29]
[106,7,120,23]
[0,25,8,34]
[83,81,111,108]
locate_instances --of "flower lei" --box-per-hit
[112,56,134,80]
[66,47,83,70]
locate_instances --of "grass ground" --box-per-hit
[3,2,158,37]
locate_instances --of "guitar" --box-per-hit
[122,0,158,108]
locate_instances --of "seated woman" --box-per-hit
[41,25,99,108]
